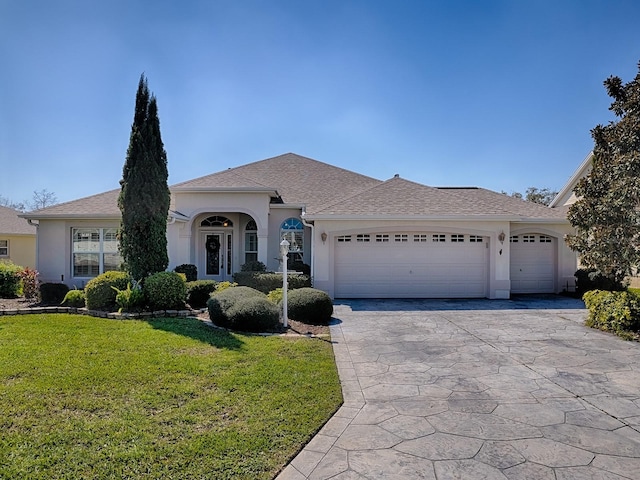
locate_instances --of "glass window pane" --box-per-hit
[103,228,119,253]
[103,253,122,272]
[73,253,100,277]
[73,228,100,252]
[245,232,257,251]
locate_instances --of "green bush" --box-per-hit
[233,272,311,294]
[267,288,283,304]
[113,282,145,312]
[207,286,266,328]
[226,297,281,332]
[288,260,311,275]
[61,289,86,308]
[287,288,333,325]
[240,260,267,272]
[186,280,217,309]
[85,271,130,310]
[0,261,23,298]
[40,283,70,305]
[174,264,198,282]
[575,268,626,294]
[583,289,640,337]
[215,281,237,293]
[145,271,187,311]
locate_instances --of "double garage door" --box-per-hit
[334,232,489,298]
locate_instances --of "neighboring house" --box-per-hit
[0,205,36,268]
[21,153,577,298]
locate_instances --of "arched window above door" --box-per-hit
[200,216,233,227]
[280,217,304,261]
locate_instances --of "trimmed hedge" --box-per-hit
[226,297,280,332]
[61,289,86,308]
[186,280,217,309]
[40,283,70,305]
[583,289,640,337]
[287,288,333,325]
[174,264,198,282]
[207,286,267,329]
[0,261,23,298]
[85,271,130,311]
[145,271,187,311]
[233,272,311,294]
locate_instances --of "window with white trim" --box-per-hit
[539,235,552,243]
[72,228,122,277]
[414,234,428,242]
[451,234,465,243]
[244,220,258,263]
[394,234,408,242]
[280,218,304,261]
[523,235,536,243]
[432,234,446,242]
[0,240,8,256]
[469,235,483,243]
[337,235,351,242]
[356,234,370,242]
[376,234,389,242]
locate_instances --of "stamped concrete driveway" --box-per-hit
[277,296,640,480]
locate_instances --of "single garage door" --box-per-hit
[510,234,555,293]
[334,232,488,298]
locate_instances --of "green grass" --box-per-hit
[0,314,342,479]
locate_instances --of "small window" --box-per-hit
[201,215,233,227]
[376,234,389,243]
[337,235,351,242]
[451,234,464,243]
[414,234,428,243]
[510,236,519,243]
[394,234,408,242]
[469,235,483,243]
[244,220,258,263]
[356,234,370,242]
[0,240,8,256]
[523,235,536,243]
[539,235,552,243]
[432,234,446,243]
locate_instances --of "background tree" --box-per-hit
[0,195,25,211]
[27,189,58,210]
[501,187,558,206]
[118,75,170,280]
[566,61,640,288]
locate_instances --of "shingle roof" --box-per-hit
[0,205,36,235]
[173,153,382,211]
[20,153,568,221]
[310,176,568,220]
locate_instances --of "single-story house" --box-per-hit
[0,205,36,269]
[21,153,577,298]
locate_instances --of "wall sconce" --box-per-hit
[321,232,328,244]
[498,231,506,244]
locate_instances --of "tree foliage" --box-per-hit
[566,61,640,288]
[502,187,558,206]
[118,75,170,280]
[28,189,58,210]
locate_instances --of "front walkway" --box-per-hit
[277,296,640,479]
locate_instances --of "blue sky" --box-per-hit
[1,0,639,206]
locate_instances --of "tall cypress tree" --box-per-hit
[118,75,170,280]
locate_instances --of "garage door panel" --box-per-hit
[334,234,488,298]
[510,236,555,294]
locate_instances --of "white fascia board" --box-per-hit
[304,214,521,222]
[171,187,278,195]
[19,213,121,220]
[549,152,593,207]
[269,203,306,209]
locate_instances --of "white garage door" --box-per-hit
[334,233,488,298]
[510,234,555,294]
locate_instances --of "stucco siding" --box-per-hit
[0,234,36,269]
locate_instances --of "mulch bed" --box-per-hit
[1,297,330,336]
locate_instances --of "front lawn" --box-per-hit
[0,314,342,479]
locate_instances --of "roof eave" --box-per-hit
[19,213,121,220]
[171,187,279,195]
[305,214,523,222]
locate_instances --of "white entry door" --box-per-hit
[203,232,232,281]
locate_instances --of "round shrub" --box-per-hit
[267,288,283,304]
[114,282,145,312]
[145,271,187,311]
[240,260,267,272]
[39,282,70,305]
[287,288,333,325]
[207,286,265,328]
[174,263,198,282]
[85,271,130,310]
[226,297,280,332]
[186,280,217,309]
[61,289,86,308]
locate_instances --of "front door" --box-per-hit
[203,232,232,281]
